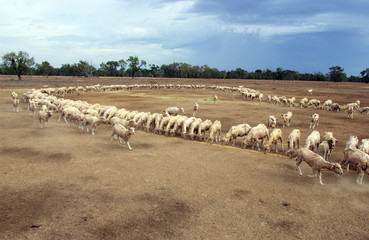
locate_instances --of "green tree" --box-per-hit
[328,66,346,82]
[360,68,369,83]
[126,56,146,79]
[2,51,35,80]
[35,61,54,77]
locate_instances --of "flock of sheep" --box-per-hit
[11,82,369,185]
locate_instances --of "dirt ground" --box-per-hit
[1,76,369,240]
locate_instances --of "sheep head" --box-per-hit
[286,149,297,158]
[331,163,343,176]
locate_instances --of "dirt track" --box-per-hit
[1,76,369,239]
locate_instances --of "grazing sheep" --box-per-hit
[281,111,292,127]
[188,118,203,140]
[344,102,360,112]
[110,117,137,129]
[305,130,320,152]
[12,98,20,112]
[360,106,369,114]
[288,148,343,185]
[135,112,151,129]
[153,114,164,133]
[164,107,184,116]
[155,115,172,134]
[59,106,80,126]
[309,113,319,129]
[307,89,313,95]
[299,98,308,108]
[263,128,283,154]
[286,129,301,154]
[242,123,269,150]
[340,147,369,184]
[193,103,199,117]
[170,116,188,137]
[307,99,320,109]
[330,103,340,112]
[145,113,159,132]
[213,95,218,104]
[110,124,135,150]
[287,97,296,107]
[359,139,369,154]
[164,115,182,136]
[267,115,277,131]
[321,99,333,110]
[222,123,252,146]
[38,110,53,128]
[321,132,338,156]
[197,119,213,141]
[182,117,196,137]
[82,115,105,135]
[207,120,221,143]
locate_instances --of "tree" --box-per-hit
[328,66,346,82]
[2,51,35,80]
[360,68,369,83]
[126,56,146,79]
[35,61,54,77]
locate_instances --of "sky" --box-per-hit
[1,0,369,76]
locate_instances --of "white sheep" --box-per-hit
[345,136,359,149]
[321,99,333,110]
[288,148,343,185]
[82,115,105,135]
[182,117,196,137]
[317,141,331,161]
[359,139,369,154]
[207,120,221,143]
[360,106,369,114]
[110,117,137,129]
[286,129,301,154]
[307,89,313,95]
[11,91,18,100]
[145,113,159,132]
[299,98,308,108]
[12,98,20,112]
[263,128,283,154]
[155,115,171,134]
[194,119,211,141]
[242,123,269,150]
[164,115,183,136]
[213,95,218,104]
[281,111,292,127]
[188,118,203,140]
[287,97,296,107]
[110,124,135,150]
[340,147,369,184]
[321,132,338,155]
[305,130,320,152]
[164,107,184,116]
[309,113,319,129]
[193,103,199,117]
[347,105,354,119]
[170,115,188,137]
[222,123,252,146]
[37,110,53,128]
[267,115,277,131]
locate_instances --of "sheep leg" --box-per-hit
[118,136,123,144]
[280,139,284,152]
[92,127,95,136]
[86,126,89,133]
[309,123,312,129]
[110,132,115,143]
[307,170,317,178]
[126,141,132,151]
[356,169,364,184]
[295,157,303,175]
[317,171,324,185]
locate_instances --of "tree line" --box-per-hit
[1,51,369,83]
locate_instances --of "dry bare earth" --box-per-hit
[1,76,369,240]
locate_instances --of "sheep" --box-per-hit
[345,136,359,149]
[59,106,80,126]
[110,117,137,129]
[287,97,296,107]
[344,102,360,112]
[287,148,343,185]
[124,110,139,120]
[330,103,340,112]
[193,103,199,117]
[222,123,252,146]
[267,115,277,131]
[347,105,354,119]
[305,130,320,152]
[299,98,308,108]
[164,115,182,136]
[307,99,320,109]
[321,99,333,110]
[136,112,151,130]
[145,113,159,132]
[286,129,301,155]
[213,94,218,104]
[360,106,369,114]
[182,117,196,137]
[263,128,283,154]
[12,98,20,112]
[170,116,188,137]
[242,123,269,150]
[309,113,319,129]
[359,139,369,154]
[11,91,18,100]
[153,114,164,133]
[188,118,203,140]
[102,106,118,122]
[321,132,338,156]
[164,107,184,116]
[110,124,135,150]
[197,119,213,141]
[317,140,331,161]
[155,115,172,134]
[281,111,292,127]
[82,115,105,135]
[340,147,369,184]
[207,120,221,143]
[307,89,313,95]
[37,110,53,128]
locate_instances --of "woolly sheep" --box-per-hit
[164,107,184,116]
[12,98,20,112]
[360,106,369,114]
[330,103,340,112]
[82,115,105,135]
[263,128,283,154]
[299,98,308,108]
[286,129,300,155]
[182,117,196,137]
[207,120,221,143]
[193,103,199,117]
[110,124,135,150]
[317,140,331,161]
[145,113,159,132]
[170,115,188,137]
[359,139,369,154]
[188,118,203,140]
[197,119,213,141]
[242,123,269,150]
[155,115,172,134]
[309,113,319,129]
[37,110,53,128]
[340,147,369,184]
[222,123,252,146]
[281,111,292,127]
[288,148,343,185]
[267,115,277,131]
[347,105,354,119]
[345,136,359,149]
[110,117,137,129]
[164,115,183,136]
[305,130,320,152]
[213,95,218,104]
